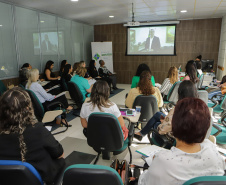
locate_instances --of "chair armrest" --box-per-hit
[124,117,135,145]
[209,98,218,108]
[212,123,222,137]
[46,101,65,111]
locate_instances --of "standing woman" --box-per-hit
[44,60,61,86]
[131,63,155,88]
[80,80,128,140]
[0,88,65,185]
[160,66,178,100]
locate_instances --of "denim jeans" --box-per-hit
[140,112,166,136]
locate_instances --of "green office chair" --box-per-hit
[163,81,181,112]
[0,80,7,96]
[63,164,123,185]
[25,89,70,135]
[183,176,226,185]
[208,94,226,144]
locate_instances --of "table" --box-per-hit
[123,112,141,123]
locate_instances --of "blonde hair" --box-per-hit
[76,67,87,77]
[27,69,39,89]
[168,66,178,84]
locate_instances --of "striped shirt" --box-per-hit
[160,78,173,96]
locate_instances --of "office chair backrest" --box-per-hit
[0,80,7,96]
[183,176,226,185]
[67,81,84,108]
[63,164,123,185]
[198,90,208,105]
[167,81,182,104]
[0,160,43,185]
[220,94,226,110]
[87,112,124,152]
[132,95,158,122]
[197,74,204,89]
[25,89,44,122]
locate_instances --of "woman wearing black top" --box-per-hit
[62,64,72,83]
[44,60,61,86]
[59,60,68,77]
[0,87,65,184]
[89,60,113,90]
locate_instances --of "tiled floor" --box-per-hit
[53,84,149,166]
[53,83,226,167]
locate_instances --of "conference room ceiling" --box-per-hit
[2,0,226,25]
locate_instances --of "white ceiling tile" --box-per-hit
[2,0,226,25]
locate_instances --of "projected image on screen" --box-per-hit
[33,32,65,55]
[127,25,176,55]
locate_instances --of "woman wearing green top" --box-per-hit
[131,63,155,88]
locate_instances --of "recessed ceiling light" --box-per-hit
[0,25,2,27]
[71,0,78,1]
[109,15,114,18]
[40,21,45,23]
[180,10,187,13]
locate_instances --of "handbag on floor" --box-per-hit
[110,159,142,185]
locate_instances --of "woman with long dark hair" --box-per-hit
[126,70,163,108]
[59,60,68,77]
[61,64,72,83]
[131,63,155,88]
[44,60,61,86]
[183,60,199,84]
[0,87,65,184]
[80,80,128,140]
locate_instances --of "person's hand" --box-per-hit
[45,89,49,91]
[57,76,61,79]
[58,153,64,159]
[40,79,45,82]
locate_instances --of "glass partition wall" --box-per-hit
[0,1,94,79]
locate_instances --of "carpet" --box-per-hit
[109,88,124,98]
[65,151,96,168]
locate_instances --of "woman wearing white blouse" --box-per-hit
[26,69,72,112]
[139,98,225,185]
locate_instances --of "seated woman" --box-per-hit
[182,60,199,84]
[61,64,72,83]
[44,60,61,87]
[159,66,178,100]
[80,61,91,79]
[138,97,225,185]
[196,60,203,77]
[89,60,112,89]
[59,60,68,77]
[80,80,128,140]
[19,63,32,87]
[70,67,93,102]
[134,80,198,141]
[72,62,80,76]
[26,69,72,113]
[125,71,163,108]
[131,63,155,88]
[0,87,65,185]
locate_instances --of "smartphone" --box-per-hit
[126,110,133,115]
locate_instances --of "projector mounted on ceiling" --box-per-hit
[126,3,140,26]
[127,21,140,26]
